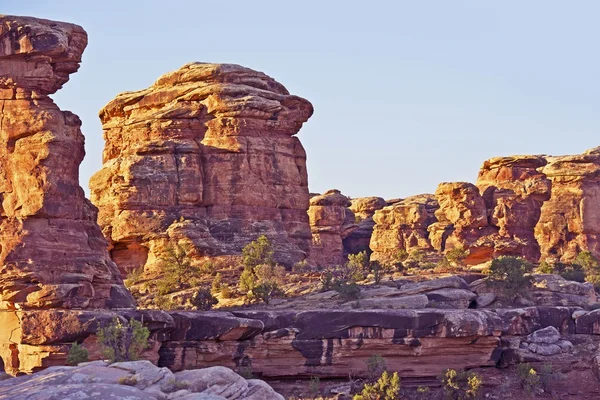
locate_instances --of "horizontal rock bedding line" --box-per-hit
[2,305,600,377]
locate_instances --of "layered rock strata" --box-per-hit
[370,195,438,264]
[0,15,134,310]
[90,62,314,271]
[307,190,357,266]
[5,304,600,380]
[370,149,600,265]
[343,196,387,255]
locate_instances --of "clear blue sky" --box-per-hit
[6,1,600,200]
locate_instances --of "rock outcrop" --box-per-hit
[369,149,600,265]
[90,62,314,272]
[0,360,284,400]
[307,190,356,266]
[535,148,600,262]
[0,15,134,309]
[370,195,438,264]
[343,196,387,255]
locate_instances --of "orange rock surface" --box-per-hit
[90,63,314,271]
[0,15,134,309]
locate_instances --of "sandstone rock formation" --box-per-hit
[343,196,386,255]
[0,360,284,400]
[0,15,134,310]
[90,62,314,272]
[535,148,600,262]
[307,189,357,266]
[369,149,600,265]
[370,194,438,264]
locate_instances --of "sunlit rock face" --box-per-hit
[0,15,135,310]
[90,62,314,272]
[369,149,600,265]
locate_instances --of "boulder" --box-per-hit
[527,326,560,344]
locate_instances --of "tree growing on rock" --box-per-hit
[97,317,150,363]
[238,236,285,304]
[156,241,195,295]
[191,286,218,310]
[487,256,534,300]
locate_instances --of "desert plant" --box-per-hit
[487,256,533,300]
[516,363,540,393]
[67,342,89,366]
[154,294,177,310]
[348,251,370,276]
[446,247,468,267]
[366,354,387,380]
[308,376,321,398]
[124,267,144,288]
[370,261,386,284]
[334,280,361,301]
[220,284,235,299]
[574,251,600,274]
[440,369,482,400]
[416,386,430,400]
[191,286,218,310]
[354,371,401,400]
[536,261,555,274]
[156,241,195,294]
[211,272,223,294]
[97,317,150,363]
[118,375,138,386]
[242,235,274,270]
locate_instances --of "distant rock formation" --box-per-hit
[307,190,356,266]
[370,150,600,265]
[90,63,314,272]
[0,15,134,309]
[343,196,387,255]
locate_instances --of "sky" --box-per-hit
[5,1,600,200]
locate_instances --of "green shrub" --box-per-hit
[348,251,370,276]
[487,256,533,300]
[516,363,540,393]
[366,354,387,380]
[334,280,361,302]
[308,376,320,398]
[242,235,274,270]
[536,261,555,274]
[211,272,223,294]
[440,369,482,400]
[154,294,177,310]
[191,286,218,310]
[370,261,386,284]
[220,284,235,299]
[156,241,195,294]
[574,251,600,275]
[353,371,401,400]
[118,375,138,386]
[97,317,150,363]
[67,342,89,366]
[124,267,144,289]
[446,247,468,267]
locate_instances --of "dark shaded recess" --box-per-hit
[537,306,577,334]
[291,339,324,366]
[231,311,296,333]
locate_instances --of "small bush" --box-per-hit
[191,286,218,310]
[124,267,144,288]
[353,371,401,400]
[446,246,468,267]
[308,376,320,398]
[370,261,386,284]
[242,235,274,270]
[574,251,600,275]
[156,241,195,294]
[97,317,150,363]
[516,363,540,393]
[348,251,370,277]
[536,261,555,274]
[67,342,89,366]
[212,272,223,294]
[487,256,533,300]
[440,369,482,400]
[220,284,235,299]
[334,280,361,302]
[118,375,138,386]
[366,354,387,380]
[292,260,312,273]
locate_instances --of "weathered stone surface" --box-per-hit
[535,148,600,262]
[0,15,134,310]
[307,190,356,266]
[370,194,438,264]
[90,62,314,271]
[169,312,264,341]
[343,197,387,255]
[527,326,561,344]
[0,361,279,400]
